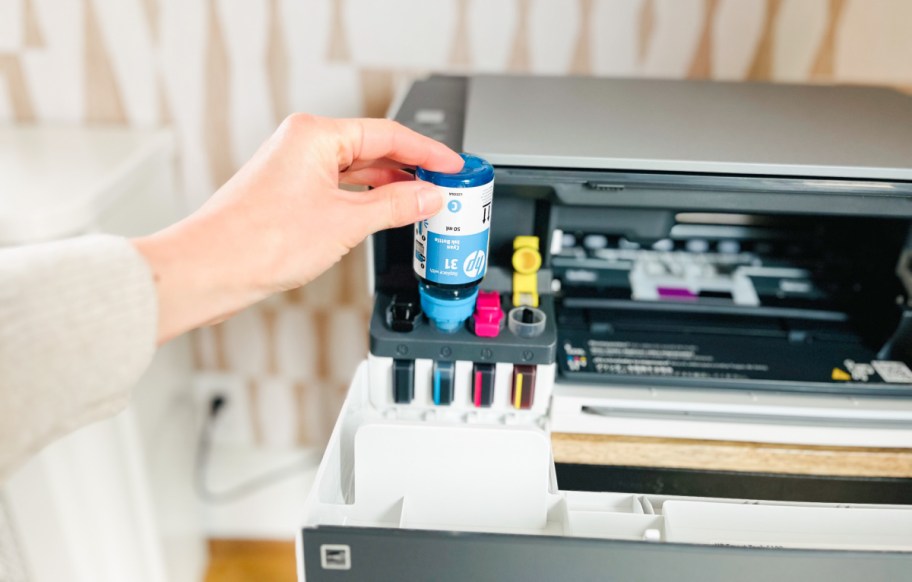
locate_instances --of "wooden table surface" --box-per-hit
[551,433,912,478]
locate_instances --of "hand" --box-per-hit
[133,114,464,343]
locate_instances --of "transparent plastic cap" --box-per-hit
[507,307,546,338]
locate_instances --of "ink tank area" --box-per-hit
[2,3,912,582]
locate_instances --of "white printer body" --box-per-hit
[297,75,912,581]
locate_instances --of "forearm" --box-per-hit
[0,235,157,479]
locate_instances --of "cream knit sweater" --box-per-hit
[0,235,157,480]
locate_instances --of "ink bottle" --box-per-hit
[413,153,494,332]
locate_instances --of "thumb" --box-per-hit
[361,180,447,233]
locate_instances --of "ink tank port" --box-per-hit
[418,283,478,333]
[508,306,546,338]
[386,294,422,333]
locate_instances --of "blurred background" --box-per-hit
[1,1,911,581]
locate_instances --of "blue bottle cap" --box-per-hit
[416,153,494,189]
[419,285,478,333]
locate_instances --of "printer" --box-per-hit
[297,75,912,581]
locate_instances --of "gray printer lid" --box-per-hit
[463,75,912,181]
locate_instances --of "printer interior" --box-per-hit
[551,205,910,394]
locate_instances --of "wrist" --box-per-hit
[133,214,268,344]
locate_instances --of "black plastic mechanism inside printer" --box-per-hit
[553,171,912,396]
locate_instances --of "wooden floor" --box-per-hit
[206,540,297,582]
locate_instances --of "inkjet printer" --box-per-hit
[297,75,912,581]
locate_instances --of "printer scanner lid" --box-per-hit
[463,75,912,182]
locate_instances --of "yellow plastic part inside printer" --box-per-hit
[512,236,542,307]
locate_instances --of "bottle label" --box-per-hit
[413,179,493,285]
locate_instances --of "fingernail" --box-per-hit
[417,186,445,217]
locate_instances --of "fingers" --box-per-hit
[336,118,464,174]
[341,167,414,187]
[356,180,446,233]
[344,156,418,173]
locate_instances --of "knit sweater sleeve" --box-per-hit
[0,234,158,480]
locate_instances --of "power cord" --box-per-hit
[195,394,315,504]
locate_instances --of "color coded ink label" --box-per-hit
[413,180,493,285]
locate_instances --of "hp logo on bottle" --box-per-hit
[463,250,486,278]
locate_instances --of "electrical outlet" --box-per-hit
[193,373,256,447]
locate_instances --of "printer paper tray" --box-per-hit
[298,362,912,581]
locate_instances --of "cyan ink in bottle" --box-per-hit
[414,153,494,332]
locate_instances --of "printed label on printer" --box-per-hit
[871,360,912,384]
[844,359,912,384]
[413,181,493,285]
[567,338,771,380]
[557,332,912,387]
